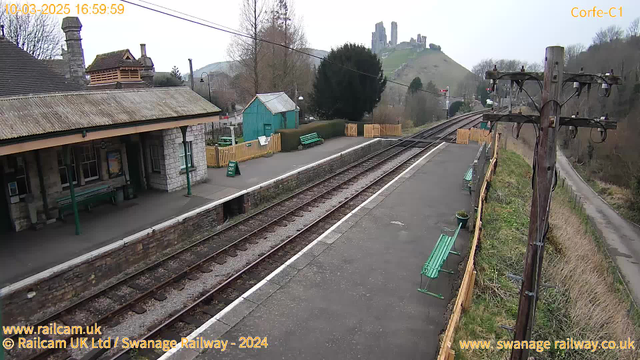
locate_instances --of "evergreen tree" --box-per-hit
[408,77,423,94]
[311,43,387,121]
[170,66,182,80]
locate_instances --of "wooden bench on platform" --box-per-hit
[299,132,323,149]
[418,223,462,299]
[462,166,473,194]
[56,184,116,220]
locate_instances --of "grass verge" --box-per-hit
[452,149,639,360]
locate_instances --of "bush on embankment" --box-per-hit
[453,150,639,360]
[277,119,345,151]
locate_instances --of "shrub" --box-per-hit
[277,120,345,151]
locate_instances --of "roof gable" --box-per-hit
[243,92,296,115]
[0,37,84,97]
[86,49,143,72]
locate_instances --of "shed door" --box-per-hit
[263,124,272,137]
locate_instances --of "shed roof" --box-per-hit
[0,87,221,142]
[246,92,297,115]
[0,37,84,97]
[86,49,143,72]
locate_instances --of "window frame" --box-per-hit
[57,149,78,188]
[79,144,100,182]
[150,145,162,173]
[178,142,193,170]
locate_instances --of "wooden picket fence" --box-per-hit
[206,133,281,168]
[470,128,492,143]
[456,128,491,144]
[456,129,470,144]
[345,123,357,137]
[364,124,402,138]
[437,135,499,360]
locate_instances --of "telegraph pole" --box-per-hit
[481,45,621,360]
[510,46,563,360]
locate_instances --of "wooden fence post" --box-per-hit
[463,270,477,311]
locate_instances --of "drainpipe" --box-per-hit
[35,149,51,220]
[180,126,192,196]
[63,145,81,235]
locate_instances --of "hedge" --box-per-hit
[277,120,345,151]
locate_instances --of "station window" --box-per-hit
[7,155,30,198]
[179,142,193,170]
[57,150,78,187]
[150,145,162,173]
[79,144,100,181]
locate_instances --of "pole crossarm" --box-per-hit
[482,113,617,129]
[485,71,621,86]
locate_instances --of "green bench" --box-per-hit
[299,132,323,148]
[463,166,473,194]
[218,137,233,147]
[56,185,116,220]
[418,223,462,299]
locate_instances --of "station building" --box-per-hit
[0,20,220,234]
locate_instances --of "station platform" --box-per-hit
[167,142,480,360]
[0,137,372,287]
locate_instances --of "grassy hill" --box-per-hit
[380,47,472,96]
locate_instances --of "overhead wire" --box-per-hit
[119,0,445,96]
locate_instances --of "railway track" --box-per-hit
[5,111,486,360]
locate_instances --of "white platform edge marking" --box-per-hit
[157,141,446,360]
[0,139,383,297]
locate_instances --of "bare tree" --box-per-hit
[227,0,267,99]
[472,59,494,79]
[628,17,640,38]
[261,0,309,97]
[0,0,63,59]
[592,25,624,45]
[564,43,585,67]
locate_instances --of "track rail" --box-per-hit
[6,111,486,360]
[105,112,485,360]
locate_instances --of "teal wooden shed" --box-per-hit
[242,92,298,141]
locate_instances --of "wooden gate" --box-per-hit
[345,123,357,137]
[364,124,381,138]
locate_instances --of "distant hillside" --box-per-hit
[193,48,328,78]
[380,47,472,96]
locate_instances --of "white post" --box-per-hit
[229,126,236,146]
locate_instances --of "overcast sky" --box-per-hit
[33,0,640,73]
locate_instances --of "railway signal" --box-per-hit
[483,46,621,360]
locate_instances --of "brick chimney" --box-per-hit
[61,17,87,86]
[138,43,155,86]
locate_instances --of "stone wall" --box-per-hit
[2,202,224,325]
[162,124,207,192]
[243,139,392,211]
[1,138,392,325]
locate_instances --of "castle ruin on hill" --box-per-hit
[371,21,427,54]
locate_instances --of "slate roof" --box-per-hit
[86,49,143,72]
[245,92,297,115]
[0,87,221,142]
[0,36,84,97]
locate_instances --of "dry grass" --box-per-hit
[454,138,639,360]
[547,191,639,359]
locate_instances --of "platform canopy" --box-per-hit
[0,87,221,155]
